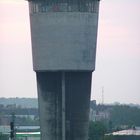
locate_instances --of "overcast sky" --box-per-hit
[0,0,140,104]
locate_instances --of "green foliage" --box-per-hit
[104,135,140,140]
[15,116,39,126]
[89,121,107,140]
[110,105,140,128]
[104,135,114,140]
[0,98,38,108]
[0,133,9,140]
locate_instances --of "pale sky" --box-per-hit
[0,0,140,104]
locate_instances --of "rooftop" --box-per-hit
[107,127,140,136]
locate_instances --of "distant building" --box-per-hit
[16,126,40,132]
[0,104,4,109]
[90,100,96,109]
[6,104,16,109]
[89,103,113,122]
[89,108,96,121]
[95,111,110,121]
[110,127,140,136]
[0,125,40,140]
[16,132,40,140]
[105,127,140,140]
[0,116,10,125]
[0,125,10,133]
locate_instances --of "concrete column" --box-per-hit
[36,72,92,140]
[65,72,92,140]
[36,72,62,140]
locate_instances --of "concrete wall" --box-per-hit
[36,72,92,140]
[30,12,99,71]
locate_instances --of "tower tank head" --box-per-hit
[27,0,100,71]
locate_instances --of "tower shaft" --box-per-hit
[37,72,91,140]
[27,0,100,139]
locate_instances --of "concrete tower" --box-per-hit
[27,0,100,140]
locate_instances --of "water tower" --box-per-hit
[27,0,100,140]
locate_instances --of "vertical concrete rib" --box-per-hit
[62,72,66,140]
[36,72,62,140]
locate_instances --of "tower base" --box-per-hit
[36,72,92,140]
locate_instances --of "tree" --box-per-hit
[89,121,107,140]
[0,133,9,140]
[110,105,140,128]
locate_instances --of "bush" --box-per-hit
[89,121,107,140]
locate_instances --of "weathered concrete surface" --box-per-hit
[28,1,100,140]
[65,72,92,140]
[37,72,62,140]
[30,12,99,71]
[36,72,92,140]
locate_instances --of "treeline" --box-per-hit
[0,108,38,116]
[89,121,107,140]
[15,116,39,126]
[110,105,140,128]
[0,98,38,108]
[0,98,140,129]
[88,104,140,140]
[0,103,39,126]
